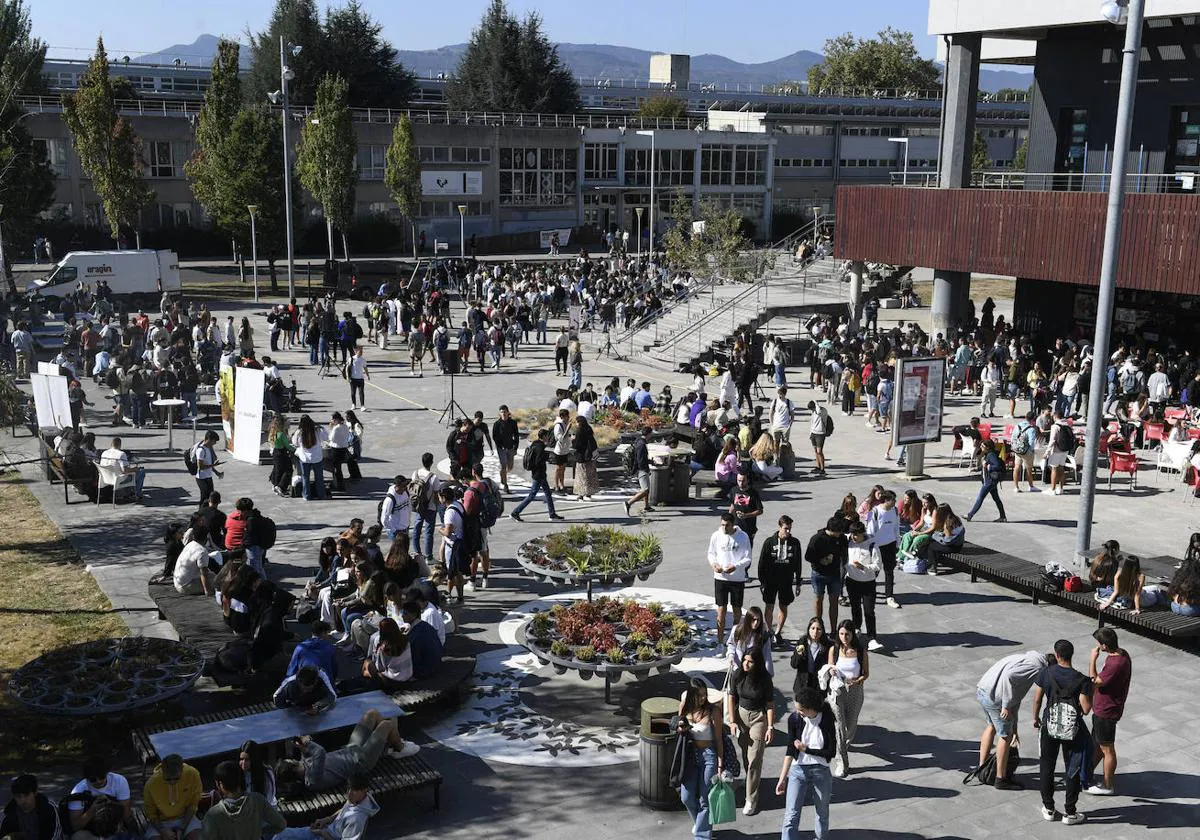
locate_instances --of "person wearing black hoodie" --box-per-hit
[806,517,848,632]
[758,515,802,644]
[1,775,61,840]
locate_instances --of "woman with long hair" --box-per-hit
[238,740,277,806]
[827,619,869,777]
[896,489,921,534]
[791,616,833,697]
[571,415,599,500]
[715,435,740,498]
[1089,539,1121,588]
[897,493,939,555]
[303,537,339,601]
[1184,532,1200,567]
[363,617,413,690]
[291,414,327,501]
[1168,560,1200,616]
[238,317,254,357]
[675,677,724,838]
[1097,555,1160,613]
[345,409,365,463]
[383,533,424,591]
[856,485,884,519]
[267,414,293,497]
[727,605,773,675]
[748,433,782,480]
[832,493,860,531]
[725,648,775,816]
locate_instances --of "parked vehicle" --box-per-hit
[27,250,181,311]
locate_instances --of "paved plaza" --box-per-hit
[4,286,1199,840]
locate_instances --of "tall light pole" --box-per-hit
[636,130,656,261]
[458,204,467,259]
[269,37,301,300]
[635,206,643,261]
[247,205,259,303]
[1076,0,1145,568]
[888,137,910,185]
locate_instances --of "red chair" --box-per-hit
[1165,407,1187,421]
[1108,451,1139,490]
[1003,424,1015,440]
[1143,422,1166,450]
[978,424,992,440]
[1189,427,1200,440]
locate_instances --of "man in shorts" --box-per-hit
[756,515,802,645]
[804,517,846,629]
[807,400,831,476]
[975,649,1054,790]
[707,511,751,649]
[491,404,520,493]
[1086,628,1132,796]
[623,426,653,516]
[277,709,419,792]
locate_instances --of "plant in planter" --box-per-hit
[636,645,656,662]
[627,630,649,648]
[656,639,678,657]
[550,639,571,658]
[605,646,625,665]
[566,524,590,546]
[574,645,597,663]
[529,612,551,641]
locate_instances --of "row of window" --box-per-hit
[417,146,493,164]
[700,146,766,186]
[776,158,834,168]
[418,200,493,218]
[499,147,579,206]
[44,71,208,95]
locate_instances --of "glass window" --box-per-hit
[499,147,577,206]
[359,145,386,180]
[585,143,618,181]
[32,138,69,176]
[149,141,175,178]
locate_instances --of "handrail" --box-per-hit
[607,274,720,346]
[666,274,769,368]
[888,170,1199,194]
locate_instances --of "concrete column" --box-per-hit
[931,33,981,337]
[848,260,865,330]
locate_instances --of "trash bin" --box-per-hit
[670,457,692,503]
[779,442,797,480]
[648,463,670,506]
[639,696,681,810]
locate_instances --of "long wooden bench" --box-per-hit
[937,544,1048,603]
[36,434,90,504]
[1042,586,1200,644]
[691,470,769,499]
[148,582,268,689]
[277,753,442,824]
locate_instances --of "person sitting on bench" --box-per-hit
[273,665,337,715]
[142,754,202,840]
[401,600,442,680]
[286,620,339,683]
[272,775,379,840]
[201,760,285,840]
[275,709,420,793]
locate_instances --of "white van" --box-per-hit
[27,250,181,310]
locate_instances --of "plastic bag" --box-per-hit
[708,777,736,826]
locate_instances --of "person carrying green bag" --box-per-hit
[707,776,736,827]
[676,678,725,840]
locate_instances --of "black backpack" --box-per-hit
[522,444,537,471]
[1054,423,1074,453]
[622,443,638,476]
[824,412,835,437]
[252,513,277,549]
[184,443,201,475]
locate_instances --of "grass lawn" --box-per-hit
[0,472,128,766]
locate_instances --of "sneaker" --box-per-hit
[886,597,901,609]
[994,777,1023,791]
[1041,806,1060,822]
[464,579,475,592]
[774,631,785,646]
[642,506,655,514]
[867,638,884,652]
[1062,813,1086,826]
[510,513,523,522]
[742,803,758,816]
[480,576,489,590]
[623,500,632,516]
[549,514,565,520]
[1084,785,1114,796]
[387,742,421,760]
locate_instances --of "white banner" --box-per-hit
[37,361,59,375]
[232,366,266,465]
[421,170,484,196]
[539,228,572,248]
[31,372,72,429]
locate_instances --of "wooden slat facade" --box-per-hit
[834,185,1200,296]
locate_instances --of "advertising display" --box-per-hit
[231,366,266,465]
[421,171,484,196]
[892,357,946,446]
[30,372,72,430]
[539,228,572,249]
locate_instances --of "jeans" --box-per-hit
[319,335,330,366]
[774,362,786,387]
[845,577,877,637]
[409,510,436,558]
[782,760,831,840]
[309,342,319,365]
[679,745,717,840]
[181,390,197,419]
[245,545,264,575]
[1039,729,1082,816]
[966,477,1006,519]
[300,461,325,500]
[511,478,557,518]
[569,365,581,389]
[536,319,547,344]
[350,377,365,406]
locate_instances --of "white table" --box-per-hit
[152,398,188,451]
[148,690,406,761]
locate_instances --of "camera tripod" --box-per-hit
[596,329,624,361]
[439,371,469,427]
[318,353,340,379]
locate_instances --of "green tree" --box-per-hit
[638,96,688,120]
[1013,137,1029,171]
[661,192,755,282]
[245,0,326,106]
[384,114,421,258]
[296,73,356,260]
[324,1,414,107]
[62,37,154,243]
[446,0,580,113]
[972,131,990,172]
[184,39,243,239]
[807,28,940,94]
[224,108,290,290]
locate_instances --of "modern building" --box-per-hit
[835,0,1200,346]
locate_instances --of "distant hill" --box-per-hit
[137,35,1030,92]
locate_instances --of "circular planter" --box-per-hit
[516,536,664,590]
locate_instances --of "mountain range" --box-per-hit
[134,35,1032,92]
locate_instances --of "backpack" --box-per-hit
[252,513,277,549]
[1011,424,1031,455]
[378,490,397,526]
[473,479,503,528]
[622,443,638,476]
[184,442,202,475]
[824,412,835,437]
[865,371,880,394]
[104,368,121,390]
[1054,423,1074,453]
[1044,675,1082,742]
[1119,368,1137,394]
[522,445,537,471]
[409,474,432,513]
[964,741,1020,786]
[353,321,364,339]
[462,483,484,517]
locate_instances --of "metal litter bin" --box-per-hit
[670,457,692,503]
[639,696,681,810]
[648,463,670,505]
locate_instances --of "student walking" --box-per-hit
[844,522,884,651]
[725,648,775,816]
[1032,640,1094,825]
[865,490,901,608]
[965,439,1008,522]
[347,346,370,409]
[510,429,564,522]
[827,620,869,777]
[708,512,752,648]
[777,686,836,840]
[1086,628,1131,796]
[757,515,802,644]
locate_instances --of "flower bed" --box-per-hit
[521,596,695,680]
[592,407,671,434]
[517,525,663,586]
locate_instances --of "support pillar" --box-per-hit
[848,260,864,331]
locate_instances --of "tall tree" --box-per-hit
[324,1,414,108]
[62,37,153,243]
[807,28,940,94]
[0,0,54,258]
[384,115,421,257]
[973,132,990,172]
[184,39,243,238]
[637,96,688,120]
[245,0,326,106]
[446,0,580,113]
[1013,138,1029,172]
[296,73,356,260]
[224,108,290,290]
[661,192,754,282]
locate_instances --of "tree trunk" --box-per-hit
[326,217,335,262]
[268,258,279,293]
[341,230,350,262]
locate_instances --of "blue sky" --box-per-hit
[33,0,938,63]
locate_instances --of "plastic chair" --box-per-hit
[978,423,992,440]
[1107,451,1139,490]
[1142,422,1166,450]
[1156,447,1185,484]
[1164,407,1187,421]
[1003,424,1015,441]
[1189,427,1200,440]
[956,434,975,469]
[96,462,134,506]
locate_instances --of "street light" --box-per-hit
[636,130,656,261]
[635,206,643,261]
[269,36,301,300]
[1076,0,1145,568]
[247,205,259,303]
[888,137,910,185]
[457,204,467,259]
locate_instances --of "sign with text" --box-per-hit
[892,356,946,447]
[232,366,266,465]
[539,228,572,249]
[30,372,72,430]
[421,170,483,196]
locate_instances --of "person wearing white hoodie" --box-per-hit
[843,522,884,652]
[273,775,380,840]
[708,512,752,650]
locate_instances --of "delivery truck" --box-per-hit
[27,250,182,311]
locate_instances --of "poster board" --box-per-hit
[37,362,59,375]
[30,372,72,430]
[231,366,266,465]
[892,357,946,447]
[538,228,572,249]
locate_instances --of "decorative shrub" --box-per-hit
[518,526,664,580]
[574,645,597,662]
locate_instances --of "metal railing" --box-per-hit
[888,169,1200,194]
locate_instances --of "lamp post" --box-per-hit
[636,130,656,261]
[1076,0,1145,568]
[247,205,259,303]
[269,36,301,300]
[888,137,910,185]
[458,204,467,259]
[635,206,643,261]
